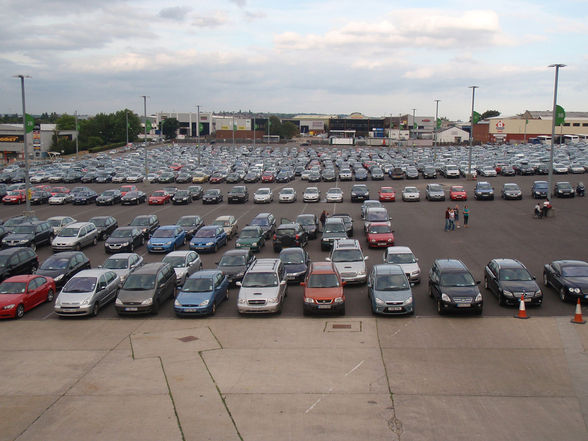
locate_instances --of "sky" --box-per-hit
[1,0,586,121]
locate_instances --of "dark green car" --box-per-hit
[235,226,265,252]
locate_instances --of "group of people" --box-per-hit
[445,205,469,231]
[534,199,552,219]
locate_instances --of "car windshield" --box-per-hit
[404,188,418,193]
[308,273,339,288]
[562,266,588,277]
[452,187,464,192]
[152,229,175,238]
[324,223,345,233]
[175,191,189,197]
[250,218,268,227]
[280,251,304,264]
[59,227,79,237]
[205,190,219,196]
[12,225,34,234]
[386,253,416,264]
[195,229,215,238]
[367,211,388,221]
[182,278,213,292]
[504,184,518,190]
[277,228,296,236]
[89,218,108,227]
[534,183,548,189]
[0,282,27,294]
[110,229,132,238]
[40,257,70,270]
[152,191,166,197]
[375,274,410,291]
[162,256,187,268]
[239,229,259,239]
[381,188,394,193]
[332,249,363,262]
[305,189,318,194]
[282,189,294,194]
[478,184,492,190]
[125,192,140,198]
[178,217,199,226]
[242,272,278,287]
[102,191,115,196]
[257,189,270,195]
[63,277,97,293]
[368,225,391,234]
[499,268,533,281]
[558,183,572,189]
[103,258,129,270]
[219,255,246,266]
[123,274,155,290]
[440,272,476,287]
[327,189,341,194]
[296,216,314,226]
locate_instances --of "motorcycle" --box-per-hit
[577,182,585,197]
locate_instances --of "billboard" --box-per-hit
[0,134,24,143]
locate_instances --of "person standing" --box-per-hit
[463,205,470,227]
[449,208,456,231]
[454,205,460,228]
[542,199,551,218]
[319,210,328,231]
[444,207,451,231]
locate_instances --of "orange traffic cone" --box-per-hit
[571,298,586,324]
[514,295,529,319]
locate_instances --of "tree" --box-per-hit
[279,121,299,140]
[481,110,500,120]
[56,114,76,130]
[162,118,180,139]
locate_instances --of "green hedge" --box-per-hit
[88,142,126,153]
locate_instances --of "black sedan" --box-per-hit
[188,185,203,200]
[228,186,249,204]
[172,190,192,205]
[104,227,145,253]
[202,189,223,204]
[121,191,147,205]
[89,216,118,240]
[36,251,91,288]
[543,260,588,302]
[96,189,122,206]
[484,258,542,306]
[30,191,51,205]
[554,182,575,198]
[72,190,98,205]
[176,215,204,239]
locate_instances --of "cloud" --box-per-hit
[229,0,246,7]
[192,13,229,28]
[158,6,191,21]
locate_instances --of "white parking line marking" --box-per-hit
[42,311,56,320]
[304,361,363,414]
[344,360,364,376]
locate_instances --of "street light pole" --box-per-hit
[253,116,256,148]
[412,108,416,140]
[125,110,128,147]
[196,104,201,166]
[142,95,148,179]
[548,64,565,198]
[434,100,440,161]
[75,110,79,159]
[467,86,479,179]
[14,74,32,215]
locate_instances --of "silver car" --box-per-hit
[383,246,421,284]
[54,269,120,317]
[237,259,287,314]
[100,253,144,285]
[327,239,368,284]
[303,186,320,202]
[253,187,273,203]
[47,216,77,236]
[162,250,202,286]
[326,188,343,203]
[278,188,297,203]
[51,222,99,252]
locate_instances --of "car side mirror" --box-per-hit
[236,281,242,287]
[300,282,306,286]
[364,256,369,261]
[325,257,331,262]
[98,265,102,268]
[98,283,106,291]
[215,261,219,265]
[410,282,415,287]
[280,280,286,286]
[532,276,536,280]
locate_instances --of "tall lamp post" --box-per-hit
[141,95,149,179]
[548,64,565,198]
[467,86,479,179]
[433,100,440,160]
[14,74,32,215]
[411,108,416,139]
[74,110,79,158]
[125,110,129,147]
[196,104,201,166]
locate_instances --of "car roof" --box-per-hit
[373,264,404,275]
[188,270,220,279]
[47,251,84,259]
[222,249,250,256]
[554,260,588,267]
[71,269,113,278]
[435,259,467,271]
[491,258,524,269]
[61,222,92,228]
[333,239,361,249]
[1,274,38,283]
[132,262,168,274]
[215,215,232,220]
[386,246,413,254]
[156,225,179,230]
[106,253,136,259]
[310,261,337,274]
[164,250,196,257]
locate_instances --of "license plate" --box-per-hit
[378,242,387,246]
[524,298,532,303]
[317,305,331,309]
[456,303,471,308]
[386,307,402,312]
[184,308,198,312]
[125,307,138,311]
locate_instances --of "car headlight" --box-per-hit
[2,304,15,310]
[411,270,420,276]
[371,239,376,243]
[120,242,129,246]
[238,298,247,304]
[267,297,278,303]
[141,298,153,306]
[534,290,542,297]
[334,297,344,303]
[502,290,513,298]
[304,298,315,304]
[252,242,257,247]
[174,299,181,307]
[475,293,483,302]
[19,239,28,244]
[403,297,413,306]
[206,242,214,246]
[375,297,385,306]
[441,293,451,302]
[81,298,90,305]
[54,274,64,281]
[115,298,123,305]
[358,270,366,276]
[200,299,210,306]
[388,238,394,242]
[569,287,581,294]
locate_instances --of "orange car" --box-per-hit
[450,185,467,201]
[301,262,345,315]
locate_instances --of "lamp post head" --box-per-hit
[548,64,566,68]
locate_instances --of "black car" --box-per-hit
[216,249,256,285]
[30,191,51,205]
[322,169,337,182]
[88,216,118,240]
[371,168,385,180]
[295,214,319,239]
[330,214,353,237]
[543,260,588,302]
[1,221,53,252]
[121,190,147,205]
[3,215,40,232]
[0,247,38,282]
[243,172,259,183]
[104,227,145,253]
[72,190,98,205]
[172,190,192,205]
[228,186,249,204]
[351,184,370,202]
[554,181,575,198]
[188,185,203,200]
[226,172,242,183]
[175,173,192,184]
[273,223,308,252]
[129,214,160,238]
[249,213,276,239]
[484,258,542,306]
[422,166,437,179]
[36,251,91,288]
[429,259,483,315]
[354,169,368,181]
[0,225,9,243]
[279,247,310,283]
[176,215,204,239]
[157,172,176,184]
[320,218,348,251]
[202,189,223,204]
[96,189,122,206]
[275,171,291,183]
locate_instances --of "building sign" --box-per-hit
[33,130,41,151]
[0,135,24,143]
[496,120,505,131]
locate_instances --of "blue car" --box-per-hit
[190,226,227,253]
[279,247,310,283]
[174,270,229,316]
[147,225,186,253]
[368,264,414,315]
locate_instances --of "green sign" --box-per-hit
[472,111,481,125]
[436,118,442,129]
[25,114,35,133]
[413,122,417,130]
[555,105,565,126]
[233,124,237,131]
[145,120,152,131]
[199,123,204,132]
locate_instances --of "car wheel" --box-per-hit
[75,243,81,251]
[437,299,444,315]
[130,242,134,252]
[92,302,99,317]
[483,277,488,289]
[542,273,548,287]
[16,304,25,319]
[46,289,54,302]
[92,237,97,246]
[560,287,568,303]
[211,302,216,315]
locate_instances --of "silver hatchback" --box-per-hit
[51,222,99,252]
[54,269,120,317]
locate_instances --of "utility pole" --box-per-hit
[434,100,440,161]
[253,116,256,148]
[412,108,416,139]
[14,74,32,215]
[548,64,565,198]
[196,104,201,166]
[142,95,148,179]
[467,86,479,179]
[232,115,235,149]
[125,110,129,146]
[75,110,79,158]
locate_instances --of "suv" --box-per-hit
[321,217,348,251]
[273,223,308,252]
[2,221,53,251]
[327,239,368,284]
[237,258,287,314]
[368,264,414,315]
[484,258,542,306]
[351,184,370,202]
[302,261,345,315]
[115,262,177,315]
[249,213,276,239]
[51,222,99,252]
[0,247,39,282]
[228,185,249,203]
[474,181,495,200]
[429,259,483,315]
[129,214,160,238]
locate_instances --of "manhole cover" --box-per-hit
[177,336,199,342]
[332,324,352,329]
[325,321,362,332]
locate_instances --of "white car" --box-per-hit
[278,188,297,203]
[253,187,273,204]
[326,188,344,203]
[47,216,78,236]
[383,246,421,284]
[48,193,73,205]
[162,250,202,286]
[100,253,144,285]
[402,186,421,201]
[303,187,320,203]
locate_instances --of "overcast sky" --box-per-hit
[1,0,586,121]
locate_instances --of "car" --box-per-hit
[302,186,320,203]
[172,189,192,205]
[366,222,395,248]
[129,214,160,238]
[190,226,227,253]
[402,186,420,201]
[72,190,98,205]
[99,253,144,286]
[202,188,223,204]
[390,167,405,180]
[531,181,549,199]
[236,258,287,314]
[235,226,266,252]
[368,264,414,315]
[484,258,542,306]
[474,181,495,200]
[216,249,256,285]
[1,221,53,251]
[479,166,497,177]
[249,213,276,239]
[176,215,204,239]
[501,183,523,200]
[29,190,51,205]
[554,181,575,198]
[383,246,421,284]
[301,261,345,315]
[279,247,310,283]
[36,251,91,288]
[422,166,437,179]
[325,188,343,203]
[212,215,238,239]
[51,222,99,252]
[278,187,297,203]
[254,187,274,204]
[96,189,122,206]
[273,222,308,252]
[425,183,446,201]
[47,216,77,236]
[326,239,368,284]
[147,225,186,253]
[188,185,203,200]
[0,225,9,243]
[0,247,38,282]
[115,263,176,315]
[0,275,56,319]
[543,260,588,302]
[448,185,467,201]
[162,250,202,286]
[104,227,145,253]
[148,190,171,205]
[227,186,249,204]
[378,187,396,202]
[351,184,370,202]
[192,171,210,183]
[429,259,483,315]
[121,190,147,205]
[360,200,383,219]
[363,207,390,232]
[174,270,229,316]
[296,214,319,239]
[88,216,118,241]
[2,190,26,205]
[320,217,348,251]
[54,269,120,317]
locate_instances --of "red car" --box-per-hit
[209,173,225,184]
[148,190,171,205]
[378,187,396,202]
[450,185,467,201]
[0,275,56,319]
[261,172,275,183]
[120,185,137,196]
[366,222,395,248]
[50,186,70,196]
[2,190,26,205]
